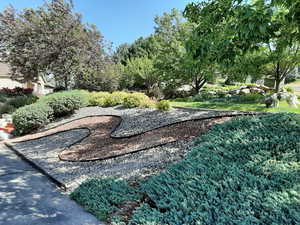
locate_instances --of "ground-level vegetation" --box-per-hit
[71,113,300,224]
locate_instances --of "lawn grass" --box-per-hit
[285,79,300,95]
[170,100,300,113]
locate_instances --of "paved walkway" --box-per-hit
[0,144,103,225]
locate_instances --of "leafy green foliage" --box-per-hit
[7,95,38,109]
[13,103,54,135]
[12,90,88,135]
[0,104,15,115]
[155,100,171,111]
[38,90,88,117]
[0,95,6,103]
[123,93,151,108]
[76,64,121,92]
[88,92,111,106]
[184,0,300,92]
[70,178,141,221]
[121,57,158,91]
[104,91,130,107]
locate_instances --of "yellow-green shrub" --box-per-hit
[123,92,150,108]
[104,91,130,107]
[155,100,171,111]
[88,92,111,106]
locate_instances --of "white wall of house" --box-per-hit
[0,63,53,95]
[0,77,24,89]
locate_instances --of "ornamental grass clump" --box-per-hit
[72,113,300,224]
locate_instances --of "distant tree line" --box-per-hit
[1,0,300,97]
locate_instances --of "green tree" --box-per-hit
[0,0,111,89]
[184,0,300,92]
[121,57,157,92]
[154,8,216,94]
[114,35,158,66]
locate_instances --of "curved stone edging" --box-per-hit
[4,108,266,190]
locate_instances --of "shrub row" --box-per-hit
[13,90,171,135]
[0,95,38,115]
[72,113,300,224]
[0,87,33,96]
[13,90,88,135]
[88,91,154,108]
[38,90,88,117]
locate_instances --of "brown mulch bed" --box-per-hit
[8,116,232,162]
[58,116,232,161]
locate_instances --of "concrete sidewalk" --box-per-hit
[0,144,103,225]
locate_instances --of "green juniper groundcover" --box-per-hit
[71,113,300,225]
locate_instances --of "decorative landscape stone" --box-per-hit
[5,107,261,190]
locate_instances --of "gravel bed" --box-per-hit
[8,129,192,191]
[7,107,259,191]
[44,106,258,138]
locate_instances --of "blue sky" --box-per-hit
[0,0,197,48]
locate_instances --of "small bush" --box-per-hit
[88,92,111,106]
[192,91,217,101]
[0,87,33,96]
[238,93,264,103]
[155,100,171,111]
[0,95,6,103]
[123,93,150,108]
[13,103,54,135]
[0,104,16,114]
[7,95,38,109]
[104,91,129,107]
[38,90,88,117]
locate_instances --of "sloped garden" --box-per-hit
[71,113,300,224]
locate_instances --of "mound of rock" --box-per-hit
[239,84,272,95]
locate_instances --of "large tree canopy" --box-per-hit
[0,0,112,89]
[184,0,300,92]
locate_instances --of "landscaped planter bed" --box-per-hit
[5,107,257,190]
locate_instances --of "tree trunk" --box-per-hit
[64,76,69,90]
[274,62,281,93]
[194,77,206,94]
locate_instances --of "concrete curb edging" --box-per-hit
[5,142,67,191]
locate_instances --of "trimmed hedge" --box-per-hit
[104,91,129,107]
[123,93,151,108]
[72,113,300,224]
[0,104,15,114]
[7,95,38,108]
[38,90,88,117]
[13,90,88,135]
[13,103,54,135]
[88,91,153,108]
[88,92,111,106]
